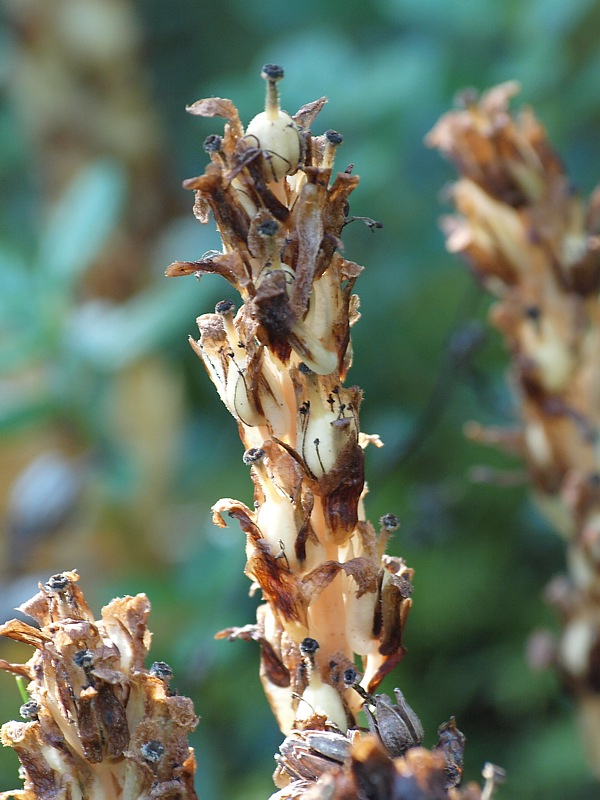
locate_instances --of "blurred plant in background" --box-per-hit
[428,79,600,777]
[1,0,192,588]
[2,0,600,798]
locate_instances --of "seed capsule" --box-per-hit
[245,64,301,182]
[363,688,424,757]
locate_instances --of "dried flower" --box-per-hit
[169,64,413,736]
[0,570,199,799]
[169,64,499,799]
[428,82,600,773]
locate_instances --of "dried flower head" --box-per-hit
[168,65,414,736]
[428,82,600,772]
[270,729,490,800]
[0,570,199,799]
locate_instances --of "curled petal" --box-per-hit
[185,97,243,138]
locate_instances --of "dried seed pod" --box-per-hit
[275,728,351,786]
[435,717,466,789]
[363,689,424,758]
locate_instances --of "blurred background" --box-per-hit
[1,0,600,797]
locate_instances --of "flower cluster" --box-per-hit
[0,571,198,799]
[428,82,600,770]
[168,65,502,799]
[168,65,414,735]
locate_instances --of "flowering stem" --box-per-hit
[428,82,600,776]
[172,65,414,735]
[168,65,500,799]
[0,571,199,799]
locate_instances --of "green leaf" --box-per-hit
[36,158,127,286]
[65,277,221,371]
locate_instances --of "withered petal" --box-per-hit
[301,557,376,600]
[163,695,199,731]
[0,659,33,679]
[101,594,152,671]
[17,571,93,626]
[321,441,364,542]
[0,720,78,800]
[212,498,258,536]
[338,258,364,281]
[183,165,252,261]
[216,620,291,688]
[185,97,243,138]
[0,621,51,650]
[246,540,306,625]
[292,97,328,130]
[289,183,326,319]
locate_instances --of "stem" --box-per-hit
[15,676,28,704]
